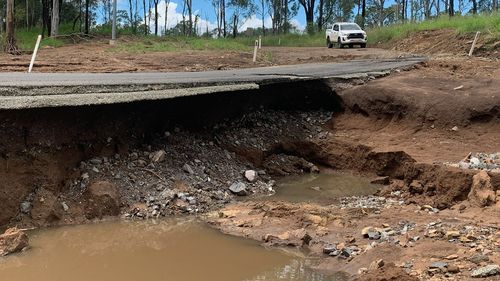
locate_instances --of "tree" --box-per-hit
[212,0,226,37]
[163,0,170,35]
[142,0,148,34]
[51,0,60,36]
[4,0,19,54]
[257,0,266,34]
[228,0,254,37]
[153,0,158,35]
[185,0,193,36]
[298,0,316,33]
[449,0,454,15]
[85,0,90,33]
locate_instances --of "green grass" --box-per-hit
[4,13,498,53]
[109,36,251,53]
[1,23,76,52]
[367,12,500,46]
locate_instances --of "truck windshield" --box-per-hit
[340,24,361,31]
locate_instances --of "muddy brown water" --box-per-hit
[0,219,348,281]
[267,172,379,204]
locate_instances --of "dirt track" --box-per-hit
[0,40,409,72]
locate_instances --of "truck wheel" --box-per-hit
[326,38,333,48]
[361,43,367,48]
[338,38,343,49]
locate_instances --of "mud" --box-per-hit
[0,219,343,281]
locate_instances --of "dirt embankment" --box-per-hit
[0,79,340,229]
[207,59,500,280]
[383,29,500,59]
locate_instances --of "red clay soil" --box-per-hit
[332,58,500,164]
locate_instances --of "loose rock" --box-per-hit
[471,264,500,278]
[0,228,29,256]
[229,182,248,196]
[244,170,257,182]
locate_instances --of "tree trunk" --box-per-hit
[0,1,4,34]
[51,0,59,36]
[232,14,237,38]
[143,0,148,35]
[85,0,90,34]
[154,0,158,35]
[164,0,169,35]
[471,0,477,13]
[5,0,19,54]
[448,0,454,16]
[186,0,192,36]
[261,0,265,35]
[299,0,316,33]
[222,0,226,37]
[128,0,134,32]
[361,0,366,26]
[317,0,324,30]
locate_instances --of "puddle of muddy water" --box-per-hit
[267,172,379,204]
[0,219,348,281]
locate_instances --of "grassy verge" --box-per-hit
[367,12,500,46]
[109,36,251,53]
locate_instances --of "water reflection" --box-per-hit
[0,220,343,281]
[248,259,349,281]
[265,172,379,204]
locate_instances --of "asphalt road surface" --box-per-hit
[0,58,425,109]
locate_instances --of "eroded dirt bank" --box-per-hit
[206,60,500,281]
[1,59,499,280]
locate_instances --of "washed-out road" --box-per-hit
[0,58,425,109]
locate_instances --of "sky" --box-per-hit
[118,0,307,33]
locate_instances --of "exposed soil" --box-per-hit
[0,39,408,73]
[380,29,500,59]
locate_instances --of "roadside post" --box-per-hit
[253,40,258,63]
[28,35,42,73]
[468,31,480,57]
[258,36,262,49]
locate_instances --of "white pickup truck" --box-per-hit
[326,22,367,49]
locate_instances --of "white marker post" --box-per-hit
[258,35,262,49]
[253,39,258,63]
[28,35,42,73]
[468,31,480,57]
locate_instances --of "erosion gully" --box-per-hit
[0,77,489,280]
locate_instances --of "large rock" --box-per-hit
[471,264,500,278]
[150,150,166,163]
[244,170,257,182]
[228,182,248,196]
[468,171,496,207]
[0,228,29,256]
[85,181,121,219]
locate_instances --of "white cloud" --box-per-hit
[144,1,305,35]
[289,18,305,32]
[146,1,217,35]
[237,15,273,32]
